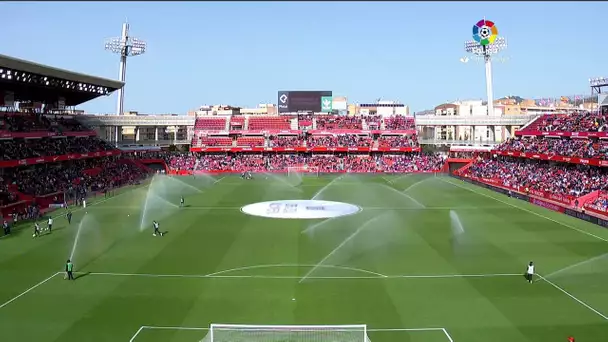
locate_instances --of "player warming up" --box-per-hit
[66,210,73,225]
[33,222,41,238]
[525,261,534,283]
[47,217,53,233]
[153,220,163,236]
[65,259,74,280]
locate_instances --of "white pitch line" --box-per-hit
[536,274,608,321]
[401,176,431,192]
[139,325,448,332]
[387,173,412,184]
[77,271,521,280]
[84,205,508,211]
[541,252,608,280]
[204,263,388,278]
[440,177,608,243]
[0,184,146,240]
[128,326,146,342]
[213,176,226,184]
[0,272,59,310]
[442,328,455,342]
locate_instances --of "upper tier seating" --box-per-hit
[198,137,233,147]
[194,117,227,131]
[520,112,608,133]
[383,115,415,130]
[236,136,265,147]
[248,116,291,130]
[229,116,245,129]
[315,116,362,130]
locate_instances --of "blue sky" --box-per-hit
[2,1,606,114]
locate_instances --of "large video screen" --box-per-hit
[277,91,332,113]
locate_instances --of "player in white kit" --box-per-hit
[525,261,534,283]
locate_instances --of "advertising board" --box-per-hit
[277,91,332,113]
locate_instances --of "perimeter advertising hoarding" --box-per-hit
[277,91,333,113]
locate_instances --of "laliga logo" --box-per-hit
[473,19,498,46]
[459,56,510,64]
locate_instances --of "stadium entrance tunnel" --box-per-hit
[240,200,361,219]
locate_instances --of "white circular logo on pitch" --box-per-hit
[241,200,361,219]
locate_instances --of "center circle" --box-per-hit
[241,200,361,219]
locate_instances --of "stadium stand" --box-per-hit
[229,116,245,130]
[0,137,111,160]
[268,135,304,148]
[198,136,233,147]
[315,116,363,130]
[585,192,608,213]
[378,135,418,148]
[464,158,608,198]
[519,111,608,133]
[383,115,416,130]
[194,117,227,131]
[248,116,291,130]
[236,136,265,147]
[0,55,151,220]
[167,153,444,173]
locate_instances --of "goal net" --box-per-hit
[200,324,370,342]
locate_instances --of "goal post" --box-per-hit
[201,324,370,342]
[287,165,320,177]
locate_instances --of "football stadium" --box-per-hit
[1,8,608,342]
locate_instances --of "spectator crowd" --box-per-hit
[465,158,608,198]
[533,112,608,133]
[268,135,304,148]
[167,153,444,173]
[307,135,373,148]
[497,137,608,159]
[378,135,418,148]
[0,137,111,161]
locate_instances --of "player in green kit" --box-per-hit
[65,259,74,280]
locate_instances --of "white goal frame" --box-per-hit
[207,324,369,342]
[288,165,320,177]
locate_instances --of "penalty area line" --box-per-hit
[0,272,60,310]
[536,274,608,321]
[77,271,522,280]
[135,325,454,341]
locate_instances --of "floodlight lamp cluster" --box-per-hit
[0,68,108,95]
[464,37,507,56]
[104,37,147,56]
[589,77,608,86]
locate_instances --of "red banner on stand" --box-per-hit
[196,129,417,136]
[189,146,421,153]
[515,130,608,138]
[491,150,608,167]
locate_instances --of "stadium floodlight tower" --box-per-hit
[104,22,147,116]
[589,77,608,95]
[464,19,507,117]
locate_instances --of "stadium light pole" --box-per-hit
[464,19,507,117]
[104,22,147,116]
[589,77,608,96]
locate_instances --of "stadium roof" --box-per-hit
[0,54,124,106]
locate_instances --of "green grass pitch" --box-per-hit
[1,173,608,342]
